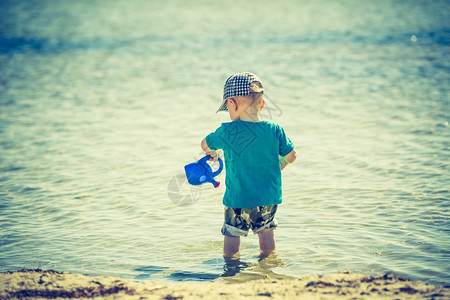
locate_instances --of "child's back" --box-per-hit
[206,119,294,208]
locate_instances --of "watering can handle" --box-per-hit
[203,155,224,177]
[212,157,223,177]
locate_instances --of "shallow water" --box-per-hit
[0,0,449,286]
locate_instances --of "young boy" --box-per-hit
[201,72,297,257]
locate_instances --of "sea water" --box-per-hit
[0,0,449,286]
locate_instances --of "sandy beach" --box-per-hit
[0,269,448,299]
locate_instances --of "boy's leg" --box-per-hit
[257,228,275,255]
[222,207,248,257]
[223,235,240,257]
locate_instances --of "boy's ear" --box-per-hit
[259,100,265,111]
[228,98,238,111]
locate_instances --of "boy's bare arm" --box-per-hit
[280,149,297,170]
[201,138,219,161]
[285,149,297,163]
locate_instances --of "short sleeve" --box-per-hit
[278,125,295,157]
[205,125,224,150]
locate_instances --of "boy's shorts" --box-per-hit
[221,205,278,237]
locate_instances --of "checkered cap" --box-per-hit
[216,72,264,112]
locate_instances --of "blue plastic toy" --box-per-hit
[184,155,223,188]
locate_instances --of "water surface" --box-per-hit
[0,0,449,285]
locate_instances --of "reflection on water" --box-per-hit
[221,253,294,283]
[222,256,249,278]
[134,253,292,282]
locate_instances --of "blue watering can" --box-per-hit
[184,155,224,188]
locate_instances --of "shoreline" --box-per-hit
[1,269,448,299]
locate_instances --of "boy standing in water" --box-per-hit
[201,72,297,257]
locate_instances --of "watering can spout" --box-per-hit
[212,180,220,188]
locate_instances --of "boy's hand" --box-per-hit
[206,150,219,161]
[279,156,288,170]
[201,138,219,161]
[280,149,297,170]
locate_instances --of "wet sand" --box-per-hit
[1,269,448,299]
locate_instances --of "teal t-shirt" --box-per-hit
[205,120,294,208]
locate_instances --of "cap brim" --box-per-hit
[216,99,228,113]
